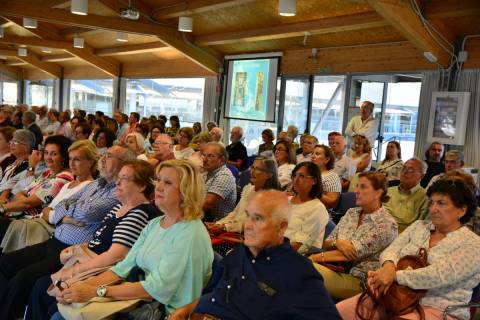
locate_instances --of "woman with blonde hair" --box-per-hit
[55,160,213,318]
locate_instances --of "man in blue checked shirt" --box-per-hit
[0,145,136,319]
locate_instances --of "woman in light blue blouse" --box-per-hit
[56,159,214,317]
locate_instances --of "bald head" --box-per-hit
[244,190,291,257]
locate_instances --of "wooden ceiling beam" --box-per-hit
[0,61,21,78]
[154,0,257,19]
[0,35,120,77]
[41,54,74,62]
[5,61,27,66]
[196,11,387,45]
[0,49,18,57]
[60,27,103,37]
[366,0,451,67]
[95,42,168,56]
[17,52,62,78]
[0,0,221,73]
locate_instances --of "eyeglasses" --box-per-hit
[9,140,26,146]
[293,173,314,179]
[153,142,172,147]
[401,167,420,174]
[249,166,267,173]
[201,153,220,160]
[116,176,133,184]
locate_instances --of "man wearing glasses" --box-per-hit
[384,158,429,232]
[426,150,466,190]
[202,142,237,222]
[148,134,175,168]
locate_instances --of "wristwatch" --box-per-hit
[27,167,34,173]
[96,285,107,297]
[332,239,337,249]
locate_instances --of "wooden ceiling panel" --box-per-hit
[434,16,480,37]
[214,26,405,55]
[80,31,160,49]
[112,49,183,63]
[182,0,374,35]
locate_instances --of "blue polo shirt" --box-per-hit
[195,239,341,320]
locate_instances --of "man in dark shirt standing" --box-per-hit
[226,126,248,171]
[420,141,445,188]
[170,190,341,320]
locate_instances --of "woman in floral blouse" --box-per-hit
[338,178,480,320]
[310,172,398,300]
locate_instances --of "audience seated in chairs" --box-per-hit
[169,190,341,320]
[349,135,372,173]
[285,162,329,253]
[337,179,480,320]
[376,140,403,183]
[53,160,213,319]
[186,132,212,170]
[310,172,398,300]
[296,134,318,164]
[26,159,159,319]
[124,132,147,160]
[257,128,275,156]
[148,133,175,168]
[383,158,429,232]
[226,126,248,171]
[0,140,98,254]
[311,144,342,209]
[0,145,135,319]
[0,127,16,176]
[93,127,116,156]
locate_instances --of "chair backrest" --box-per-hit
[202,251,224,294]
[246,155,256,168]
[238,169,251,191]
[324,220,336,241]
[336,192,356,215]
[226,163,240,182]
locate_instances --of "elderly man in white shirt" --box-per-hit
[345,101,378,147]
[328,132,356,190]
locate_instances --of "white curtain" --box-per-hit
[413,70,441,158]
[202,76,218,126]
[456,69,480,169]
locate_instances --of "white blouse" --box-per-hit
[277,163,295,189]
[381,220,480,320]
[285,198,329,248]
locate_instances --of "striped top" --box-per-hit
[88,202,159,254]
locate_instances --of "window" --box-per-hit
[2,81,18,105]
[26,80,54,107]
[310,76,346,144]
[69,79,113,115]
[348,75,422,161]
[282,78,310,135]
[125,78,205,127]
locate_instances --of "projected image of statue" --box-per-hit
[255,72,264,112]
[233,72,246,107]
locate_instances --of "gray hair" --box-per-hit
[407,157,428,174]
[211,127,223,138]
[232,126,243,138]
[205,142,228,162]
[117,146,137,163]
[445,150,464,162]
[23,110,36,123]
[253,156,281,190]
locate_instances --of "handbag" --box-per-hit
[58,297,141,320]
[48,244,109,297]
[355,248,429,320]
